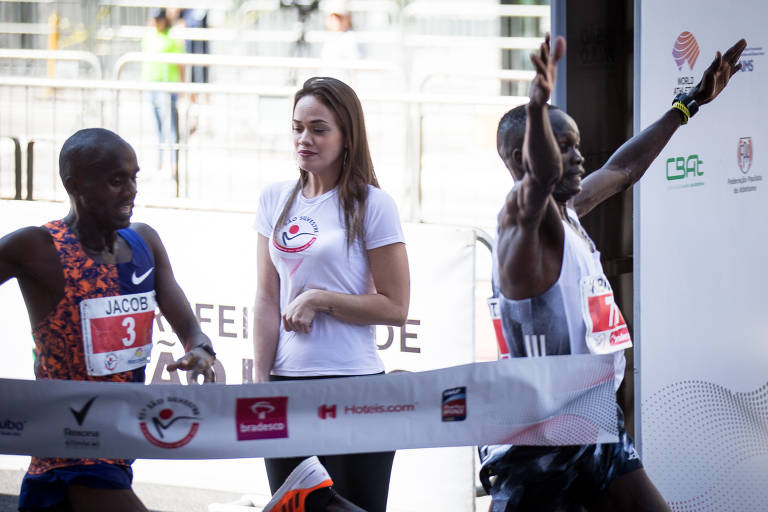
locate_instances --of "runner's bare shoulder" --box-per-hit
[0,226,56,277]
[1,225,55,256]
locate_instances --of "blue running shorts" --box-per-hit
[18,463,133,511]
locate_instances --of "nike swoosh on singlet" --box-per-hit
[131,267,154,285]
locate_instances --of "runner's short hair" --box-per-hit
[497,104,560,159]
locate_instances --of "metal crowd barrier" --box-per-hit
[112,52,403,83]
[0,73,525,225]
[0,48,103,79]
[90,25,547,51]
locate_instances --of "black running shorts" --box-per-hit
[479,406,642,511]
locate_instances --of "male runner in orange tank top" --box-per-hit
[0,128,215,512]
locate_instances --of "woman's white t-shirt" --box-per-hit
[255,181,405,376]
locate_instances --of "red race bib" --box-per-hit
[579,275,632,354]
[487,297,511,359]
[80,292,156,376]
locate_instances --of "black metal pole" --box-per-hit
[26,140,34,200]
[12,137,22,200]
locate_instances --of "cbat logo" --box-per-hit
[318,404,337,419]
[738,137,753,174]
[666,155,703,181]
[672,32,700,71]
[236,397,288,441]
[441,387,467,422]
[273,216,319,253]
[138,397,201,449]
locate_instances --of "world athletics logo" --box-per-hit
[672,31,700,71]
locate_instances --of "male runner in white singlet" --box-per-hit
[480,35,746,511]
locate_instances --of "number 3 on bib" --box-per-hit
[122,316,136,346]
[579,275,632,354]
[80,291,156,376]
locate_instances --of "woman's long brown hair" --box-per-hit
[273,77,379,248]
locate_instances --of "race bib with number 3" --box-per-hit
[579,275,632,354]
[80,291,156,376]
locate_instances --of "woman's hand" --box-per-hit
[282,289,322,333]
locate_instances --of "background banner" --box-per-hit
[0,356,618,459]
[636,2,768,510]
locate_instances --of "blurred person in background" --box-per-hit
[320,0,362,83]
[142,8,184,177]
[180,8,210,133]
[180,9,210,91]
[169,8,210,112]
[253,76,410,512]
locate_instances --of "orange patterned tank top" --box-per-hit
[27,219,155,475]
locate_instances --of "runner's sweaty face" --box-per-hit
[549,110,585,203]
[75,142,139,231]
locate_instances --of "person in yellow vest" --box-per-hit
[142,8,184,177]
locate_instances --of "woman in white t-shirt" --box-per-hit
[254,77,410,512]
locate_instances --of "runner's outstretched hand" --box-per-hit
[529,33,565,107]
[691,38,747,105]
[167,343,216,383]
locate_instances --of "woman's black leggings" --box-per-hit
[264,373,395,512]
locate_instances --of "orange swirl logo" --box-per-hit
[672,32,700,71]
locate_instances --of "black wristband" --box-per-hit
[673,92,699,118]
[193,342,216,359]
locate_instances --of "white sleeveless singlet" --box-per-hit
[496,208,629,389]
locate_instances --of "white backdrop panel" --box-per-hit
[637,1,768,510]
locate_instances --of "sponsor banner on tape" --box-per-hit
[0,355,617,459]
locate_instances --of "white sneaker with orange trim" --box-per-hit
[262,456,334,512]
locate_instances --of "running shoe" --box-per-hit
[262,456,334,512]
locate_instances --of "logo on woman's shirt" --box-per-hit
[273,215,320,253]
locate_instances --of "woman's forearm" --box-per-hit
[305,289,408,327]
[253,295,281,382]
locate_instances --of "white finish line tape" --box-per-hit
[0,355,618,459]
